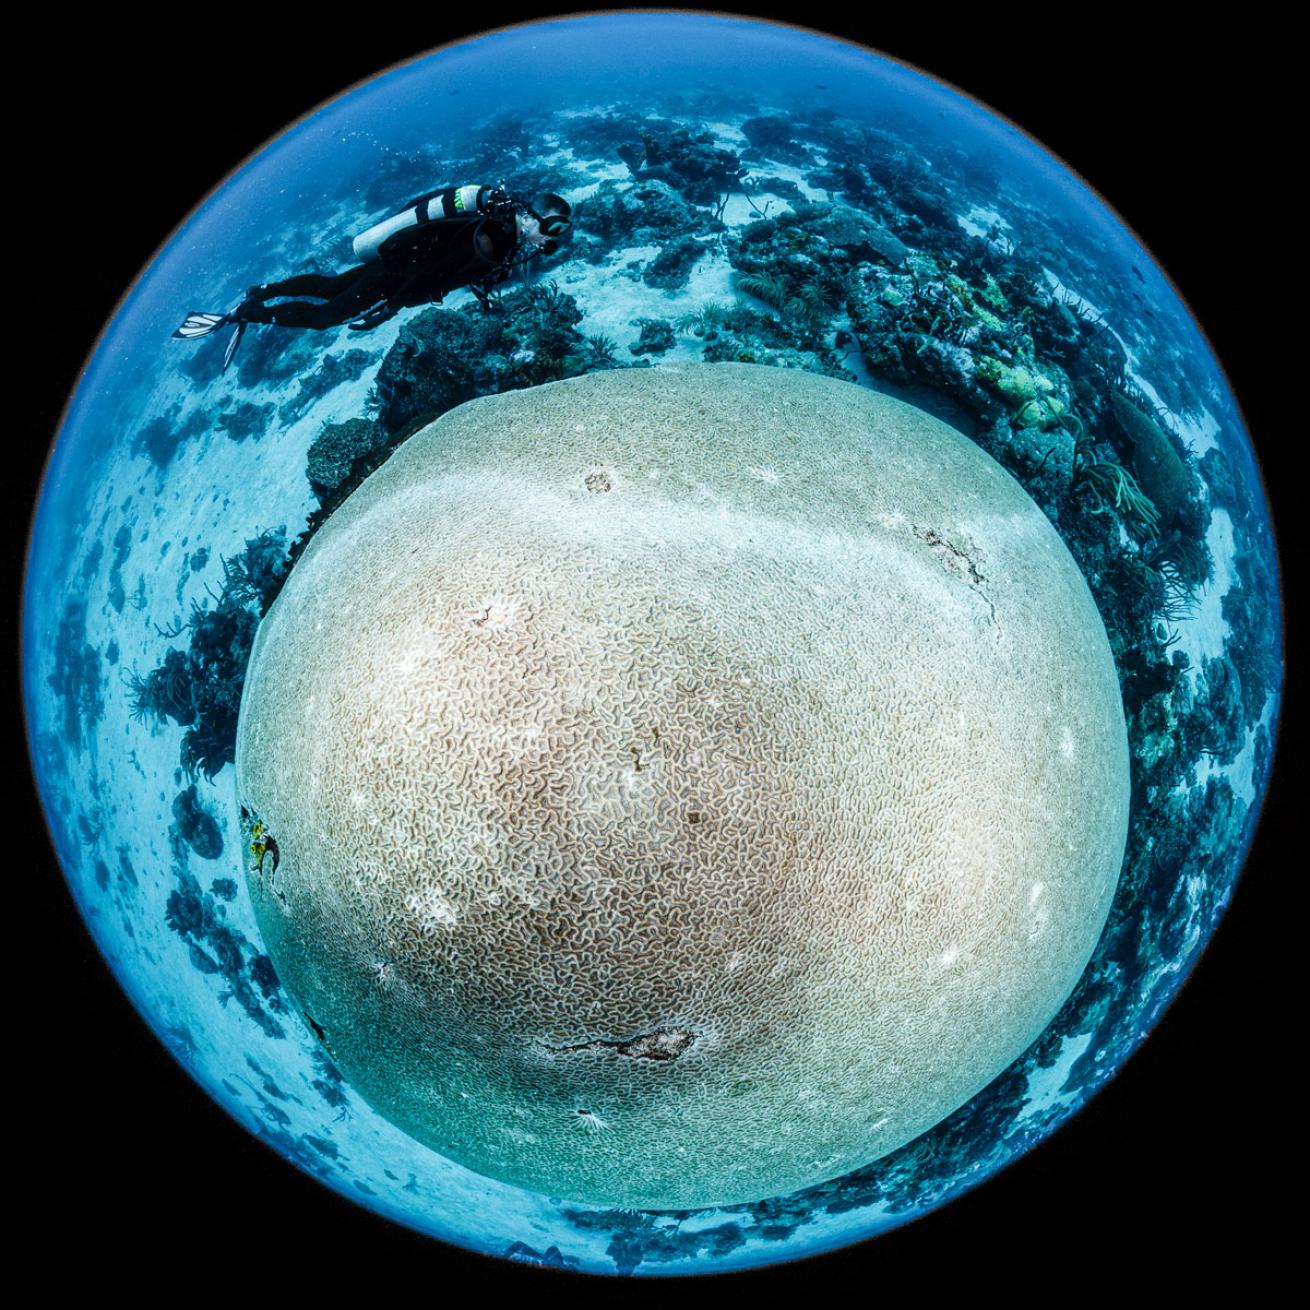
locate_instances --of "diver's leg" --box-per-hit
[251,270,360,301]
[236,267,395,330]
[233,299,343,330]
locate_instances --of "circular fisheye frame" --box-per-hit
[24,13,1281,1276]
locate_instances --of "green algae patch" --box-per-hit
[975,355,1068,428]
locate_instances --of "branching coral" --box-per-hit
[674,303,728,336]
[1143,529,1212,619]
[735,272,831,337]
[787,283,829,332]
[1072,433,1161,538]
[736,271,790,310]
[582,334,617,367]
[524,279,571,324]
[630,318,676,355]
[219,529,290,611]
[675,301,767,341]
[1157,568,1200,623]
[125,648,197,727]
[1154,530,1212,590]
[181,718,235,783]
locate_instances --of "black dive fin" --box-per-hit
[222,320,247,373]
[173,311,229,340]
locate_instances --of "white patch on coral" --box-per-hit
[1016,1030,1093,1122]
[1194,693,1276,803]
[958,206,1011,239]
[1173,509,1236,685]
[404,887,458,931]
[704,120,747,145]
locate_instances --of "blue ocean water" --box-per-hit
[23,13,1281,1275]
[30,16,1261,602]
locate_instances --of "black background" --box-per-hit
[13,4,1293,1295]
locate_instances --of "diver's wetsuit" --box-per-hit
[235,186,519,331]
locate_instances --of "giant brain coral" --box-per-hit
[235,364,1129,1210]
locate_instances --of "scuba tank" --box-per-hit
[352,184,514,263]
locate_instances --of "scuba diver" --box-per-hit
[175,184,574,371]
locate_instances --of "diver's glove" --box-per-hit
[470,282,503,314]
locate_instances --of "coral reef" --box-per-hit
[132,405,208,469]
[618,126,745,205]
[129,530,289,781]
[371,307,507,434]
[48,601,104,748]
[215,400,275,444]
[172,785,224,860]
[306,418,389,499]
[629,317,676,355]
[574,179,695,254]
[644,235,707,290]
[279,349,377,422]
[1071,430,1162,539]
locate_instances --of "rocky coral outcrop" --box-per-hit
[306,418,389,497]
[371,307,508,434]
[574,179,697,253]
[643,235,708,290]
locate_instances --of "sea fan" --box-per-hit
[583,334,617,366]
[674,303,729,336]
[785,283,830,332]
[736,271,791,311]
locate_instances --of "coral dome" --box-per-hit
[235,364,1129,1208]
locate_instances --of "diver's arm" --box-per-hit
[346,286,413,331]
[346,302,400,331]
[347,268,459,329]
[469,278,504,314]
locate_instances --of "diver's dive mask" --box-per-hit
[495,194,573,268]
[520,206,571,258]
[530,209,573,239]
[521,197,573,246]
